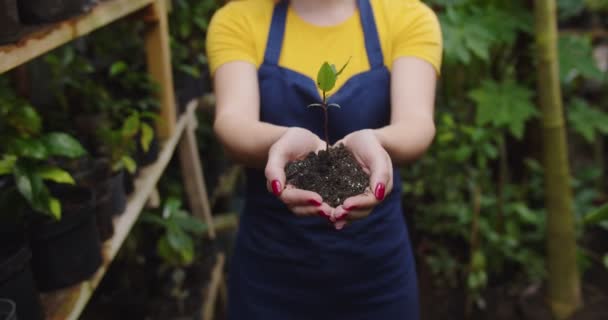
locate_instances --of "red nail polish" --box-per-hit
[308,199,322,207]
[375,183,386,201]
[271,180,282,196]
[344,205,358,212]
[318,210,329,218]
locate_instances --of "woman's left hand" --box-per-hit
[330,129,394,230]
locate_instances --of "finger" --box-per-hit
[342,193,379,213]
[369,152,392,201]
[289,202,333,219]
[280,187,323,207]
[265,145,289,196]
[331,204,373,222]
[333,219,348,231]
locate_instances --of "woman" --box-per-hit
[207,0,441,318]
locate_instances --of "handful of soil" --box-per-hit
[285,144,370,207]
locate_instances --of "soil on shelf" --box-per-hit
[285,144,369,207]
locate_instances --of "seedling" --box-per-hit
[308,58,351,150]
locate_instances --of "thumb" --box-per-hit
[368,153,391,201]
[265,145,288,197]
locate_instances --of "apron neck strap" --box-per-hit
[263,0,385,68]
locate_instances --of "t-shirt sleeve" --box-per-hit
[206,3,258,76]
[391,2,443,74]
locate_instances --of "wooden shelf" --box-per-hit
[39,101,198,320]
[0,0,154,74]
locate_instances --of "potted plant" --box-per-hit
[0,0,32,45]
[17,0,97,24]
[285,60,369,207]
[169,0,218,109]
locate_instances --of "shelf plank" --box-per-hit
[39,101,198,320]
[0,0,154,74]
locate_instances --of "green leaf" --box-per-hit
[121,114,140,138]
[36,167,75,184]
[583,203,608,225]
[567,98,608,143]
[163,197,183,218]
[121,156,137,174]
[109,61,128,77]
[559,35,604,84]
[41,133,87,158]
[7,138,48,159]
[603,254,608,270]
[316,62,337,92]
[8,106,42,135]
[49,198,61,220]
[13,163,58,218]
[140,123,154,152]
[157,236,184,266]
[141,213,171,227]
[0,155,17,175]
[335,57,352,76]
[470,79,538,139]
[173,212,207,235]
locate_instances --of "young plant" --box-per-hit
[308,58,351,150]
[97,111,158,174]
[0,81,87,219]
[141,197,207,267]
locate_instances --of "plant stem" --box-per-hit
[322,91,329,151]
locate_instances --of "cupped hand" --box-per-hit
[265,127,333,217]
[330,129,393,230]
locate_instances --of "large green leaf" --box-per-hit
[567,98,608,143]
[470,79,538,139]
[36,166,75,184]
[41,133,87,158]
[8,106,42,136]
[441,7,494,65]
[316,62,337,93]
[13,163,59,219]
[583,203,608,225]
[559,35,604,84]
[173,211,207,235]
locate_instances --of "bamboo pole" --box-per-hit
[534,1,582,318]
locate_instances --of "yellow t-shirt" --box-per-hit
[207,0,442,93]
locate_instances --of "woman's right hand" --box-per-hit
[265,127,333,218]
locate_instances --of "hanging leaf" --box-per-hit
[317,62,337,92]
[41,133,87,158]
[470,79,538,139]
[109,61,128,77]
[121,114,140,139]
[140,123,154,152]
[559,35,604,84]
[36,166,75,185]
[335,57,352,76]
[121,156,137,174]
[13,163,58,218]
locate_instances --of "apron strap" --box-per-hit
[263,0,289,65]
[357,0,385,68]
[263,0,384,69]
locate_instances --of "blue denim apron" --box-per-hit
[229,1,419,319]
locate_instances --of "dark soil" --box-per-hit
[285,144,369,207]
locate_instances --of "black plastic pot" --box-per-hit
[29,186,102,292]
[123,169,135,195]
[69,158,115,241]
[136,134,160,167]
[0,247,43,320]
[0,0,23,45]
[0,299,17,320]
[17,0,96,24]
[109,171,127,216]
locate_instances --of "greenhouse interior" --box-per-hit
[0,0,608,319]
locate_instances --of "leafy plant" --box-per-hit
[97,111,158,174]
[308,58,350,149]
[141,197,207,266]
[0,80,86,219]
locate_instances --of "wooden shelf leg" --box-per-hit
[178,112,216,239]
[144,0,176,140]
[201,253,226,320]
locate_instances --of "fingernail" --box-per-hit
[318,210,329,218]
[308,199,322,207]
[375,183,386,201]
[335,221,346,230]
[271,180,282,197]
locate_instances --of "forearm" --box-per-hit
[373,114,436,165]
[214,112,288,168]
